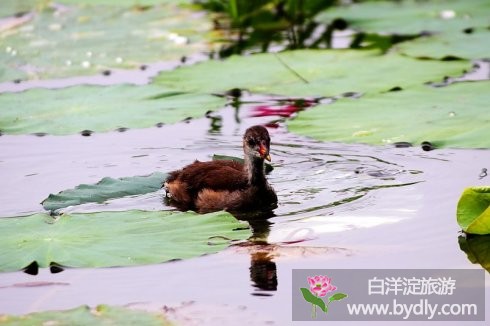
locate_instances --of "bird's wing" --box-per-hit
[179,160,248,192]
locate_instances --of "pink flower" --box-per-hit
[250,104,302,118]
[307,275,337,297]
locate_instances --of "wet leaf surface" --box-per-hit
[0,210,250,272]
[287,81,490,148]
[0,1,212,82]
[316,0,490,35]
[458,234,490,273]
[0,85,225,135]
[398,28,490,60]
[0,1,37,19]
[58,0,187,6]
[155,50,469,97]
[42,172,167,211]
[457,186,490,234]
[0,304,172,325]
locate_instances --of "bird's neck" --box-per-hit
[244,155,266,185]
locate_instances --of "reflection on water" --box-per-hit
[249,251,278,295]
[201,1,346,58]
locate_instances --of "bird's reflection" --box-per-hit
[205,110,223,134]
[249,251,277,294]
[233,211,278,296]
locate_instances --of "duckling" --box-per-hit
[164,125,277,213]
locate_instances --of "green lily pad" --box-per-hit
[287,81,490,149]
[0,1,211,82]
[0,210,251,272]
[457,186,490,234]
[155,50,469,97]
[458,235,490,273]
[58,0,188,6]
[397,28,490,60]
[316,0,490,35]
[0,0,38,18]
[0,304,172,325]
[0,84,225,135]
[42,172,167,211]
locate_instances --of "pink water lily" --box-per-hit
[307,275,337,297]
[250,100,315,119]
[250,104,300,118]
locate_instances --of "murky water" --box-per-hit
[1,92,489,325]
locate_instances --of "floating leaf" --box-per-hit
[287,81,490,149]
[398,29,490,60]
[0,1,212,81]
[42,172,167,211]
[155,50,469,97]
[212,154,274,173]
[0,1,37,19]
[316,0,490,35]
[58,0,188,6]
[0,304,172,326]
[0,84,225,135]
[0,210,251,272]
[457,186,490,234]
[300,288,327,313]
[458,235,478,264]
[328,292,348,302]
[458,235,490,273]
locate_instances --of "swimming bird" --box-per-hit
[164,125,277,213]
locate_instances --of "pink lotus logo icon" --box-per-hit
[300,275,348,318]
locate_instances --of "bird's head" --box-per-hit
[243,125,271,162]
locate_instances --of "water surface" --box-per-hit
[1,96,489,325]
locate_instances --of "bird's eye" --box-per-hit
[247,138,256,146]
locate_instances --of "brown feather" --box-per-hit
[164,125,277,213]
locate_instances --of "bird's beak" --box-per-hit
[259,145,271,162]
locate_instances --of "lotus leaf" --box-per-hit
[0,1,211,81]
[457,186,490,234]
[58,0,187,6]
[0,210,251,272]
[155,50,469,97]
[0,304,172,325]
[287,81,490,149]
[0,84,225,135]
[42,172,167,211]
[458,235,490,273]
[397,29,490,60]
[316,0,490,35]
[0,0,38,18]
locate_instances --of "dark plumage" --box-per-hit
[164,125,277,213]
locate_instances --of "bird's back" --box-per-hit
[164,160,249,210]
